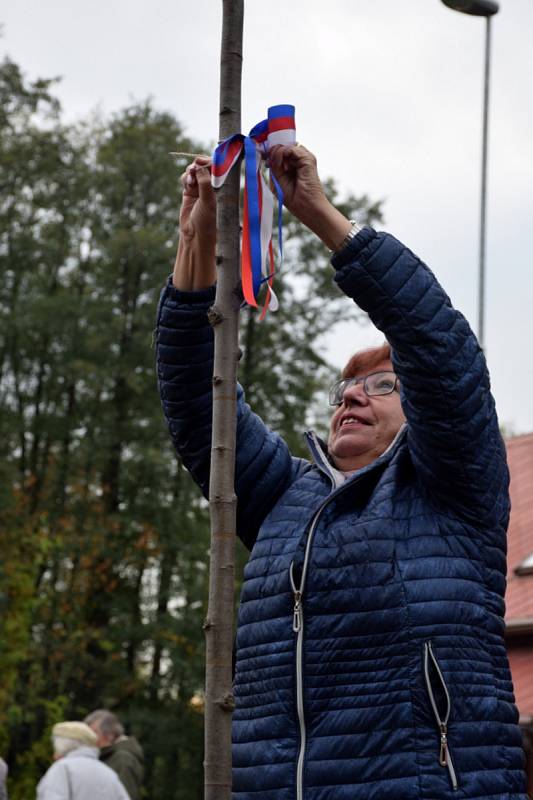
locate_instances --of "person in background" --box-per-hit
[0,757,8,800]
[36,721,128,800]
[84,710,143,800]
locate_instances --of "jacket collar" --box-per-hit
[65,746,99,760]
[305,423,407,488]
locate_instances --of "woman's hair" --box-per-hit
[342,342,391,380]
[52,736,83,758]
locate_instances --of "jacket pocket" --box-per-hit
[423,641,459,791]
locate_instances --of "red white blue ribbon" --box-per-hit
[211,104,296,317]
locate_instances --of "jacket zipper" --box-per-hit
[290,567,305,800]
[289,433,403,800]
[423,641,459,791]
[289,484,350,800]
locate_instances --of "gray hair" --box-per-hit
[52,736,84,758]
[84,710,124,741]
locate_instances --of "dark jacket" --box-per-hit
[100,737,144,800]
[156,228,528,800]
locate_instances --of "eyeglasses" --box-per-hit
[329,371,399,406]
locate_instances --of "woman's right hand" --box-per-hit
[173,157,217,291]
[268,145,352,251]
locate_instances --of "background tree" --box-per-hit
[0,55,383,800]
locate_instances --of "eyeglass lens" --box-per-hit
[330,371,397,405]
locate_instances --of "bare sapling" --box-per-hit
[204,1,244,799]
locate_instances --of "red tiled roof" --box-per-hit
[505,433,533,621]
[498,435,533,723]
[507,646,533,717]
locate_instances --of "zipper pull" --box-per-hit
[439,723,448,767]
[292,591,302,633]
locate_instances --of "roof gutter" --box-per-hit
[505,617,533,638]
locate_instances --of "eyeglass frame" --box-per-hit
[329,370,400,406]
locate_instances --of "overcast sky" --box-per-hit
[3,0,532,433]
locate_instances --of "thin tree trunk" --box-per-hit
[204,2,244,798]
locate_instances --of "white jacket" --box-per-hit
[36,747,129,800]
[0,757,8,800]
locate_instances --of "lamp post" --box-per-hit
[440,0,499,350]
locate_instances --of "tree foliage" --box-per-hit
[0,57,383,799]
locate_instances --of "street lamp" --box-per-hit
[440,0,499,350]
[441,0,498,14]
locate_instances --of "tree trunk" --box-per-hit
[204,2,244,798]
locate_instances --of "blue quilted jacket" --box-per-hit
[156,228,527,800]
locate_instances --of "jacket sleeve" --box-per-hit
[105,751,138,800]
[156,279,294,550]
[35,763,69,800]
[332,227,510,529]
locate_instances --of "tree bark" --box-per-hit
[204,2,243,798]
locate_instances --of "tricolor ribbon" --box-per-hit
[212,104,296,318]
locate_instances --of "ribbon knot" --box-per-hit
[211,105,296,318]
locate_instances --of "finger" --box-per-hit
[180,159,205,182]
[180,166,193,188]
[281,146,317,177]
[269,144,310,175]
[186,160,211,181]
[285,144,313,164]
[267,144,288,171]
[181,165,199,196]
[195,164,215,205]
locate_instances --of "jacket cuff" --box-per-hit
[162,275,216,305]
[330,226,377,271]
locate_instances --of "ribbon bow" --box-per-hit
[211,104,296,318]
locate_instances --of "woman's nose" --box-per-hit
[342,381,369,405]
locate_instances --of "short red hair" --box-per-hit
[342,342,392,380]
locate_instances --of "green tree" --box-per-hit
[0,56,383,800]
[0,57,85,769]
[0,58,211,797]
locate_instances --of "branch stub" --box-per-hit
[217,692,236,712]
[208,306,224,327]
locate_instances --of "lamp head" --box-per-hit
[441,0,499,16]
